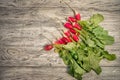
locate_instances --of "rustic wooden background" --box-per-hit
[0,0,120,80]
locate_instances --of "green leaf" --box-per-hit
[99,35,114,45]
[89,52,102,74]
[77,50,84,61]
[93,66,102,75]
[63,42,76,50]
[68,52,86,80]
[103,51,116,61]
[74,64,86,76]
[78,21,95,31]
[73,60,86,76]
[82,57,91,72]
[76,48,91,72]
[59,50,69,65]
[74,73,82,80]
[92,26,114,45]
[92,27,108,38]
[86,39,95,47]
[90,14,104,25]
[92,38,104,48]
[93,27,107,35]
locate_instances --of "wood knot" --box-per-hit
[0,48,20,60]
[7,48,20,55]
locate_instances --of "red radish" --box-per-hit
[75,13,81,20]
[68,17,77,22]
[64,22,73,29]
[55,37,72,44]
[73,23,82,30]
[64,30,71,37]
[66,37,72,42]
[62,37,72,43]
[69,29,77,34]
[72,34,79,42]
[44,44,53,51]
[55,39,66,44]
[61,37,69,44]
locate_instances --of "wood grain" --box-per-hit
[0,0,120,80]
[0,0,120,10]
[0,47,120,67]
[0,66,119,80]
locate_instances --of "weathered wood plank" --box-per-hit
[0,46,119,67]
[0,66,76,80]
[0,66,119,80]
[0,7,119,20]
[0,0,120,11]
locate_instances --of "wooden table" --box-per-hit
[0,0,120,80]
